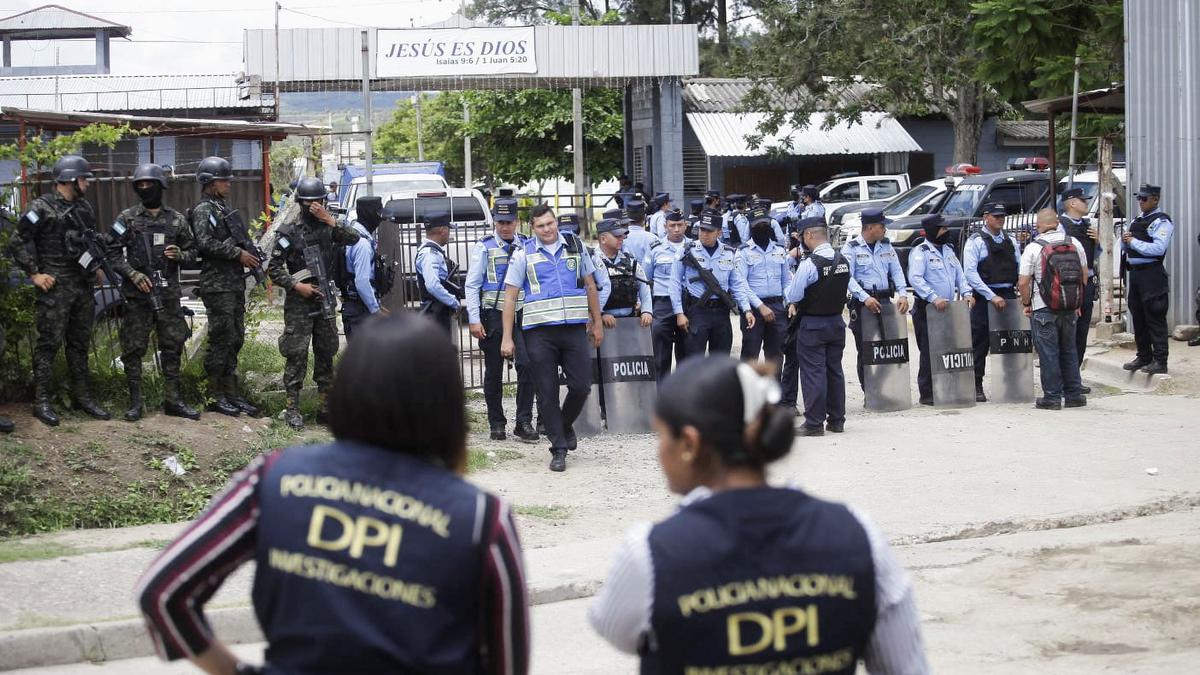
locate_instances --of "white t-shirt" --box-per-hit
[1018,229,1088,311]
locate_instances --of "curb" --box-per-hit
[0,579,603,672]
[1080,349,1172,393]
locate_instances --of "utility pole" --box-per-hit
[571,0,586,223]
[361,30,373,197]
[273,2,281,121]
[463,100,473,189]
[1097,137,1119,328]
[1066,55,1082,188]
[414,93,425,161]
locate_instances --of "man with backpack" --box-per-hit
[339,196,392,340]
[1018,208,1089,410]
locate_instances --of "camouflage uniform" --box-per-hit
[108,204,197,403]
[267,213,359,421]
[0,321,12,432]
[189,196,250,402]
[9,191,101,407]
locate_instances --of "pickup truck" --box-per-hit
[772,173,910,225]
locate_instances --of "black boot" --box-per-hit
[0,416,13,433]
[163,380,200,421]
[226,376,259,417]
[207,382,240,416]
[975,383,987,403]
[1123,356,1152,371]
[1140,361,1168,375]
[549,448,567,472]
[315,391,330,426]
[124,381,143,422]
[513,421,539,443]
[32,392,59,427]
[284,395,304,431]
[74,395,111,421]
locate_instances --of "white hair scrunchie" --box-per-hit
[736,363,781,424]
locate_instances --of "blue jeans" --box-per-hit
[1032,308,1083,401]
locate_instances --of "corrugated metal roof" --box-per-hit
[243,24,699,89]
[0,106,323,139]
[686,112,921,157]
[0,5,130,36]
[1126,1,1198,328]
[682,78,873,113]
[0,73,268,112]
[996,120,1048,141]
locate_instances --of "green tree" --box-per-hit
[739,0,1000,164]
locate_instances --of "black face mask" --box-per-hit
[751,225,773,249]
[300,201,323,224]
[134,183,163,209]
[932,228,951,246]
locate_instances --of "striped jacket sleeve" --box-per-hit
[477,493,531,675]
[134,450,279,660]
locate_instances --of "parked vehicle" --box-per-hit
[772,172,910,225]
[334,163,449,222]
[886,169,1050,270]
[376,187,492,304]
[837,177,963,246]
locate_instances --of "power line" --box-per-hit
[280,6,369,28]
[8,1,419,14]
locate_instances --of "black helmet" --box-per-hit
[132,163,168,187]
[294,177,326,201]
[53,155,94,182]
[196,156,233,184]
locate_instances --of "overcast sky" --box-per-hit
[1,0,461,75]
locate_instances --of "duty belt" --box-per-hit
[689,295,728,309]
[758,296,783,304]
[1128,260,1164,271]
[865,289,893,300]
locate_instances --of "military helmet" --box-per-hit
[196,156,233,184]
[53,155,94,182]
[294,176,327,201]
[132,163,168,188]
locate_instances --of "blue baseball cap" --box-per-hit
[698,208,723,231]
[424,211,451,230]
[596,218,628,237]
[982,202,1007,216]
[557,213,580,233]
[492,198,519,222]
[796,216,826,233]
[860,207,892,226]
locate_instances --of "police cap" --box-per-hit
[982,202,1007,216]
[860,207,892,226]
[726,193,747,205]
[750,205,772,225]
[492,198,519,222]
[666,210,686,223]
[921,213,945,231]
[624,199,647,219]
[424,211,452,231]
[1136,184,1161,198]
[557,212,580,234]
[1059,187,1086,203]
[689,198,704,213]
[802,185,819,200]
[603,207,631,224]
[796,216,826,233]
[596,218,629,237]
[698,208,723,231]
[705,189,721,199]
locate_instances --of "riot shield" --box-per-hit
[987,301,1034,403]
[861,303,913,412]
[598,317,657,434]
[925,301,976,408]
[559,356,604,437]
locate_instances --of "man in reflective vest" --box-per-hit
[501,204,605,472]
[466,198,538,442]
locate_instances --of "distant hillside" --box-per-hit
[279,91,416,123]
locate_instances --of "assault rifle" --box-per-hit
[301,240,338,321]
[680,248,736,312]
[66,207,124,302]
[219,209,267,286]
[140,231,169,313]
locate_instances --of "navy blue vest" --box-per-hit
[252,441,490,674]
[643,488,876,675]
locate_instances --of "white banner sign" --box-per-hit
[376,27,537,77]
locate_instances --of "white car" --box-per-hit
[339,173,450,223]
[772,173,911,224]
[837,177,963,244]
[1055,168,1127,219]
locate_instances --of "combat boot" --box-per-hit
[315,391,330,426]
[32,387,59,427]
[226,376,259,417]
[0,415,13,433]
[207,393,240,417]
[124,382,144,422]
[284,396,304,431]
[73,394,111,421]
[513,421,538,443]
[162,380,200,421]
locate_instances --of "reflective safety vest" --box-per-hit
[479,233,526,311]
[521,234,589,329]
[642,488,876,675]
[252,441,492,673]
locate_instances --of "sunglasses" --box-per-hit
[1136,195,1153,201]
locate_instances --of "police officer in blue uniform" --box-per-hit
[963,202,1022,401]
[589,356,929,674]
[137,314,531,675]
[593,218,654,329]
[909,214,975,405]
[685,199,704,239]
[737,205,791,369]
[842,207,909,390]
[645,211,692,381]
[648,192,672,239]
[415,211,461,334]
[722,194,748,246]
[784,184,804,221]
[1058,187,1099,380]
[340,196,391,340]
[466,198,539,442]
[501,204,605,472]
[1121,184,1176,374]
[671,208,753,357]
[786,217,851,436]
[612,204,659,265]
[801,185,826,221]
[734,198,788,247]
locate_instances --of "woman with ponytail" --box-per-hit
[589,355,928,674]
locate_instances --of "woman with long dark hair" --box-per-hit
[589,356,928,674]
[136,313,529,675]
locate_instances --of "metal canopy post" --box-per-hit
[361,30,373,198]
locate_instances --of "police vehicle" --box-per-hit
[836,177,964,246]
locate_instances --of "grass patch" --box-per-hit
[513,504,571,521]
[0,540,77,563]
[466,447,522,473]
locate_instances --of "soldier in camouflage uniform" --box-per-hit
[108,163,201,422]
[189,156,261,417]
[0,322,12,433]
[267,176,360,430]
[9,155,112,426]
